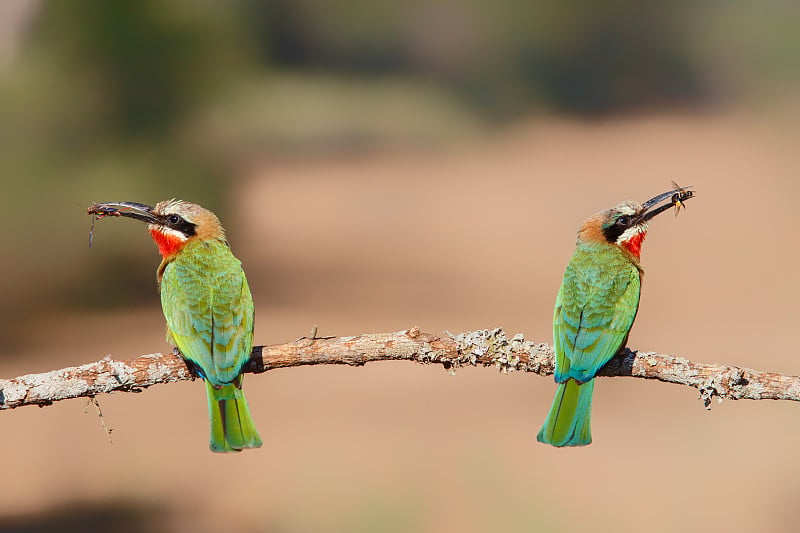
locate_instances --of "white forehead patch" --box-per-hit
[616,222,648,244]
[156,198,202,225]
[159,199,185,215]
[613,201,639,216]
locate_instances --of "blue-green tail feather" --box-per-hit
[206,380,262,453]
[537,378,594,447]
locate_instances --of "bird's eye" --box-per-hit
[616,215,630,226]
[167,214,181,225]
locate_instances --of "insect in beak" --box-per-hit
[670,180,694,217]
[86,202,155,248]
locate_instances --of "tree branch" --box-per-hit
[2,327,798,411]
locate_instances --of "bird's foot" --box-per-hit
[172,347,202,380]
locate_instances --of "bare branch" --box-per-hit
[1,327,798,411]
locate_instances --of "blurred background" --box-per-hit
[1,0,799,531]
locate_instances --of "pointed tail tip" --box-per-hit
[536,428,592,447]
[210,437,263,453]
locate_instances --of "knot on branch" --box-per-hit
[698,366,750,409]
[415,340,437,364]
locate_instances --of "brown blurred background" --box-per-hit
[1,1,799,532]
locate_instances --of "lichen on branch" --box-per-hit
[1,327,798,410]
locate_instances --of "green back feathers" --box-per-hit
[553,242,641,383]
[160,239,255,386]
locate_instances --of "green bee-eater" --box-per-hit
[89,200,262,452]
[537,186,693,447]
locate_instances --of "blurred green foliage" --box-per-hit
[31,0,250,139]
[245,0,706,115]
[0,1,252,337]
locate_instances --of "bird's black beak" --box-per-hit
[637,185,695,222]
[87,201,159,224]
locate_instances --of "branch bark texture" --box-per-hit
[1,327,798,411]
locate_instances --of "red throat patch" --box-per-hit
[149,227,186,258]
[620,231,646,259]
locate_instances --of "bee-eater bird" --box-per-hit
[537,186,693,447]
[88,200,262,452]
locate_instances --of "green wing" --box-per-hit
[161,241,254,386]
[553,245,641,383]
